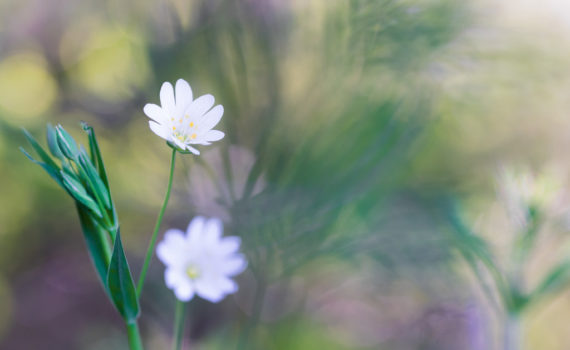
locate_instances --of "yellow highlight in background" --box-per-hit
[0,52,57,124]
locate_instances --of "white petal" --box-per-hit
[221,255,247,276]
[194,278,226,303]
[186,216,206,241]
[215,277,238,294]
[198,105,224,131]
[175,79,193,112]
[173,137,186,150]
[149,121,170,140]
[160,82,175,115]
[203,218,223,245]
[156,229,187,267]
[143,103,166,123]
[162,229,186,243]
[191,136,212,146]
[174,280,195,302]
[185,144,200,155]
[164,267,186,289]
[219,236,241,255]
[203,130,225,142]
[185,94,215,119]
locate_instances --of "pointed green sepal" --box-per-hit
[166,141,190,154]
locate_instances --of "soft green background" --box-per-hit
[2,0,570,349]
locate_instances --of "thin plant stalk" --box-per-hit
[126,322,144,350]
[172,300,187,350]
[137,148,177,296]
[504,313,521,350]
[237,273,266,350]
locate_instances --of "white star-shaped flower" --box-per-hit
[156,216,247,302]
[144,79,225,155]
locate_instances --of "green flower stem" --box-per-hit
[137,148,177,297]
[172,300,187,350]
[504,313,521,350]
[126,321,144,350]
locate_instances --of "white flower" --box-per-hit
[156,216,247,302]
[144,79,225,155]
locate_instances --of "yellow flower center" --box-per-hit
[186,265,200,279]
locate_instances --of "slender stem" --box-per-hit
[126,322,144,350]
[237,274,265,350]
[137,149,177,296]
[504,313,521,350]
[172,300,187,350]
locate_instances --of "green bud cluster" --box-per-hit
[20,123,140,324]
[21,123,116,233]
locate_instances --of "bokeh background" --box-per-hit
[2,0,570,349]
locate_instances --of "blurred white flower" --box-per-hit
[156,216,246,302]
[496,165,566,229]
[495,166,534,229]
[144,79,224,155]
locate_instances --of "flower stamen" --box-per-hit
[186,265,200,279]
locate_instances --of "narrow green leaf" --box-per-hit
[77,204,112,290]
[46,123,65,159]
[443,197,510,306]
[82,123,119,237]
[78,147,112,209]
[20,147,64,188]
[22,128,60,170]
[529,260,570,307]
[61,171,103,218]
[107,230,140,322]
[82,122,110,188]
[55,124,79,159]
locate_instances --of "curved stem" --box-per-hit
[172,300,187,350]
[137,148,177,297]
[126,321,144,350]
